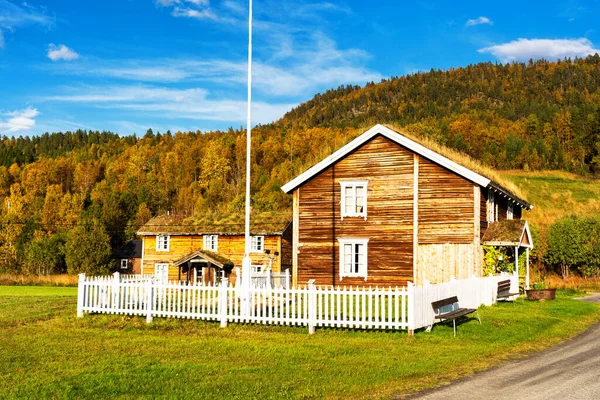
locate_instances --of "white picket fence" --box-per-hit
[77,273,518,333]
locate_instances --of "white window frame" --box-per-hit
[487,191,496,223]
[338,238,369,281]
[120,259,128,269]
[154,263,169,284]
[156,235,170,252]
[251,264,265,274]
[340,180,368,220]
[250,236,264,252]
[507,203,514,220]
[203,235,218,252]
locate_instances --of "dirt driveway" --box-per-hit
[406,295,600,400]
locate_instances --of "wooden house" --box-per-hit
[281,124,533,288]
[114,239,142,274]
[136,215,292,285]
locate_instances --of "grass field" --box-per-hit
[1,287,599,399]
[503,170,600,228]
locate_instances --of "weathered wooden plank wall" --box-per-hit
[416,243,483,284]
[417,157,475,244]
[297,135,414,287]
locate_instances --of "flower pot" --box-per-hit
[526,288,556,301]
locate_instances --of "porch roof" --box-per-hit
[482,220,533,248]
[172,251,235,269]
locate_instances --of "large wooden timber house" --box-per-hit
[281,124,533,288]
[137,215,293,285]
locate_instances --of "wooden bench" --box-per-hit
[497,279,521,302]
[431,296,480,336]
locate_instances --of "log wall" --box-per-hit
[141,234,286,282]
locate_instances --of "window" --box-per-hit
[487,191,496,222]
[338,238,369,281]
[340,180,368,219]
[156,235,170,252]
[507,203,514,220]
[251,265,265,274]
[120,259,128,269]
[203,235,218,252]
[251,236,264,252]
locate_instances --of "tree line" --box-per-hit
[1,56,600,275]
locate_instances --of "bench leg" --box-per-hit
[453,319,456,337]
[476,310,481,324]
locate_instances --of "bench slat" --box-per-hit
[431,296,458,310]
[434,308,477,321]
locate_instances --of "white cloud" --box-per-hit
[40,85,293,124]
[466,16,492,26]
[0,0,53,47]
[479,38,600,62]
[47,44,80,61]
[155,0,217,20]
[0,107,39,134]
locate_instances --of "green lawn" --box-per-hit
[1,287,599,399]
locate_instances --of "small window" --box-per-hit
[120,259,128,269]
[338,238,369,281]
[507,203,514,220]
[340,181,368,219]
[487,191,496,222]
[156,235,170,252]
[251,236,264,252]
[251,265,265,274]
[203,235,218,252]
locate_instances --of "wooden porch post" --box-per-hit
[526,248,530,290]
[515,246,519,280]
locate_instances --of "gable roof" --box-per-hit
[137,214,292,236]
[482,220,533,248]
[281,124,532,210]
[172,251,234,269]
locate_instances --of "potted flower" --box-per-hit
[526,278,556,301]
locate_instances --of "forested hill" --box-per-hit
[278,55,600,172]
[1,56,600,275]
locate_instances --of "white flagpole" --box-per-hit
[241,0,253,315]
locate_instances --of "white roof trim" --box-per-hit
[519,221,534,249]
[281,124,491,193]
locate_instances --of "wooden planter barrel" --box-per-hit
[526,288,556,301]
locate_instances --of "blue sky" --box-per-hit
[1,0,599,136]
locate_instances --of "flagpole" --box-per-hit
[241,0,253,314]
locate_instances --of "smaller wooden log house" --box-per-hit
[137,215,293,285]
[281,124,533,288]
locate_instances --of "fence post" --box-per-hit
[285,269,290,289]
[407,282,415,336]
[77,273,86,317]
[145,276,154,323]
[267,268,273,290]
[308,280,316,334]
[113,271,120,310]
[220,278,229,328]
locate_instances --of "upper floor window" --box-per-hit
[120,259,128,269]
[338,238,369,281]
[251,236,264,252]
[203,235,218,252]
[156,235,170,252]
[340,180,368,220]
[507,203,514,220]
[487,191,496,223]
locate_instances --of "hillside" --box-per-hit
[1,56,600,274]
[278,56,600,174]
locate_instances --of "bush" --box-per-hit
[545,216,600,279]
